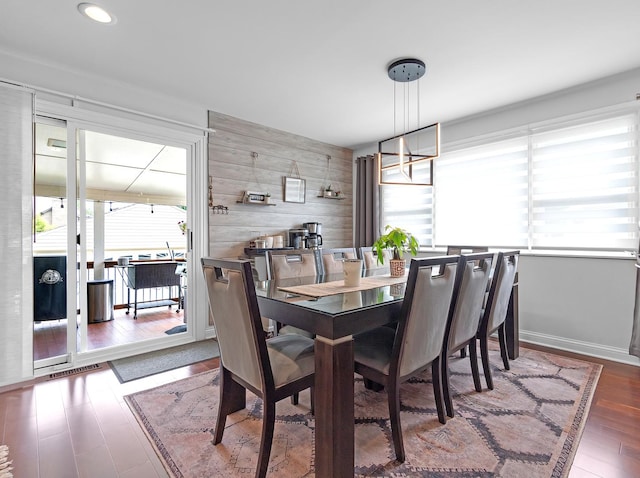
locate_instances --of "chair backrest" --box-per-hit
[481,251,519,334]
[445,252,494,353]
[446,245,489,255]
[321,248,357,275]
[201,258,273,393]
[392,255,461,378]
[267,250,318,280]
[358,246,393,270]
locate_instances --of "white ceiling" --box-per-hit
[2,1,640,149]
[34,123,186,204]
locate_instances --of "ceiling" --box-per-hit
[34,123,186,205]
[2,1,640,149]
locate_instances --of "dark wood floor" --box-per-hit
[1,340,638,477]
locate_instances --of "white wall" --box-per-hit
[357,67,640,366]
[0,50,207,129]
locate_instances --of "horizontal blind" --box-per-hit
[434,137,529,247]
[380,160,433,246]
[531,114,638,250]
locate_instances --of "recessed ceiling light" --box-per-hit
[77,3,117,25]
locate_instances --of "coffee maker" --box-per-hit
[288,228,308,249]
[303,222,323,249]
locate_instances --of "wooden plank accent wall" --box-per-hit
[208,111,353,259]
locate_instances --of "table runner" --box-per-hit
[277,274,407,298]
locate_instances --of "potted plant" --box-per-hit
[372,225,419,277]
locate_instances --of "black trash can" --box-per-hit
[87,279,114,323]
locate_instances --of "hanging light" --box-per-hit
[378,58,440,186]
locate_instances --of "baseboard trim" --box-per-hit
[520,330,640,366]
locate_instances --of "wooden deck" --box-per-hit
[33,307,185,360]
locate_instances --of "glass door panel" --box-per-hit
[33,120,71,366]
[76,127,188,351]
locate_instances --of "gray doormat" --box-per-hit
[109,339,219,383]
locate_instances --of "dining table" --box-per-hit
[255,268,519,477]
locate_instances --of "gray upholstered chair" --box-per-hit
[201,258,315,478]
[352,255,462,462]
[442,252,494,419]
[267,249,319,279]
[321,247,357,275]
[477,250,519,389]
[265,249,316,340]
[445,245,489,255]
[357,246,392,271]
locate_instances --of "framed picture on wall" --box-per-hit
[283,177,306,203]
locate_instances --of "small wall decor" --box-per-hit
[283,161,306,203]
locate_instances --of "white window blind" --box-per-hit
[0,83,35,385]
[531,114,638,250]
[434,137,529,247]
[380,157,433,245]
[380,180,433,247]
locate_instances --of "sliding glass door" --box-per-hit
[34,118,190,368]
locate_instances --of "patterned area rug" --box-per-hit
[125,345,601,477]
[0,445,13,478]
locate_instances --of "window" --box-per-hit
[531,114,638,250]
[380,160,433,246]
[434,137,529,247]
[379,106,639,252]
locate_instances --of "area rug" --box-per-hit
[0,445,13,478]
[165,324,187,335]
[109,339,219,383]
[125,345,601,477]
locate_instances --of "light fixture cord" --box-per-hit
[393,74,397,137]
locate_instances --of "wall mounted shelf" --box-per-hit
[317,195,346,200]
[236,200,276,206]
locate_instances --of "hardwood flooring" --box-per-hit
[0,342,638,477]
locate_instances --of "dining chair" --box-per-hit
[201,258,315,478]
[442,252,494,419]
[477,250,520,390]
[265,249,316,340]
[357,246,392,271]
[445,245,489,255]
[352,255,462,462]
[321,247,357,275]
[267,249,319,279]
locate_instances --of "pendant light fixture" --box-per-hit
[378,58,440,186]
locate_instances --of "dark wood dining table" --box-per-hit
[255,271,519,477]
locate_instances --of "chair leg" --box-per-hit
[310,387,314,415]
[459,347,467,358]
[498,324,510,370]
[442,353,454,418]
[469,339,482,393]
[291,393,299,405]
[431,357,446,424]
[387,380,405,462]
[364,378,385,392]
[480,333,494,390]
[256,400,276,478]
[214,367,246,445]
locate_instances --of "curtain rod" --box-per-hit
[0,78,215,135]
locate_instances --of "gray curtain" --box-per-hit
[355,155,380,247]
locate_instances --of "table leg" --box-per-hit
[506,280,519,360]
[314,335,354,478]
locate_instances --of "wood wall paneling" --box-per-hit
[208,111,354,259]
